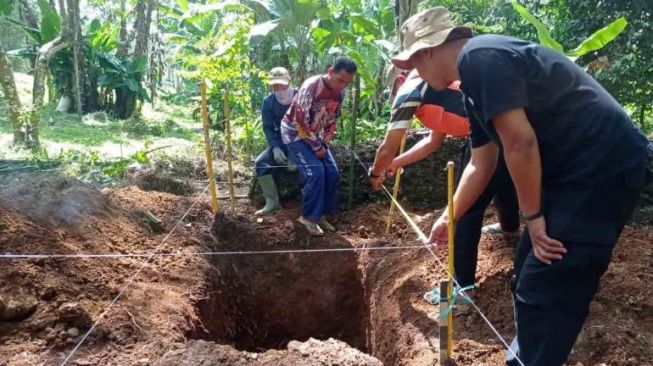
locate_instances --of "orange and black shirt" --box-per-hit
[388,73,469,138]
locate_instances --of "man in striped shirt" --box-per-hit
[282,57,357,236]
[369,67,520,302]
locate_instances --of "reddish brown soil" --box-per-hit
[0,174,650,365]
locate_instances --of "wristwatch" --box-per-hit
[368,167,380,178]
[521,210,543,222]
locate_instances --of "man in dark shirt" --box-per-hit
[392,7,652,365]
[254,67,297,216]
[369,68,520,304]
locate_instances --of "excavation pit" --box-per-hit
[188,212,369,353]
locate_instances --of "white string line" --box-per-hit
[248,161,375,170]
[1,245,427,260]
[351,151,525,366]
[60,184,211,366]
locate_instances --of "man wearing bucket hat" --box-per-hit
[393,6,652,366]
[254,67,298,216]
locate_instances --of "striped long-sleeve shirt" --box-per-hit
[281,75,345,151]
[388,72,469,138]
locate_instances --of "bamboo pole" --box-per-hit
[347,75,360,210]
[446,161,455,360]
[200,81,219,215]
[384,133,407,234]
[223,89,236,212]
[439,280,449,365]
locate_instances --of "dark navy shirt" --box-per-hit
[458,34,649,187]
[261,90,296,149]
[457,35,650,244]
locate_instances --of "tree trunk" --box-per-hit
[57,0,66,19]
[29,0,76,147]
[133,0,155,58]
[117,0,129,57]
[30,36,68,147]
[396,0,418,46]
[115,0,155,119]
[69,0,83,116]
[0,41,25,144]
[19,0,39,71]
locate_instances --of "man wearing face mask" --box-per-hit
[282,56,357,236]
[254,67,298,216]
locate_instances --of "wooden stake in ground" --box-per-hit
[347,75,361,210]
[446,161,456,361]
[223,90,236,212]
[385,133,408,234]
[200,81,220,215]
[439,280,450,365]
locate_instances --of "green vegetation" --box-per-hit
[0,0,651,185]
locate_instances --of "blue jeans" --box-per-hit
[285,140,339,221]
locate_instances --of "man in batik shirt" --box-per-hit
[281,57,357,236]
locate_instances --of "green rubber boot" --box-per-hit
[255,174,281,216]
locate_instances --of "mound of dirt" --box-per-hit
[0,173,113,229]
[0,172,650,365]
[155,338,383,366]
[130,169,195,196]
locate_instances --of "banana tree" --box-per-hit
[0,0,26,143]
[311,0,397,117]
[512,2,627,63]
[247,0,329,82]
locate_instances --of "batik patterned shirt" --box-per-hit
[281,75,345,151]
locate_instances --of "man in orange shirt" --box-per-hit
[370,68,519,302]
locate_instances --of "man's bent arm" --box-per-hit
[492,108,541,216]
[451,142,498,221]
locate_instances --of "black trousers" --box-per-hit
[454,144,520,287]
[506,162,649,366]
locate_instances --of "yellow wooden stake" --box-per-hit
[385,133,408,234]
[223,90,236,212]
[446,161,455,360]
[200,81,220,215]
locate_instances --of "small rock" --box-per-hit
[0,289,38,321]
[138,358,151,364]
[465,316,474,328]
[67,327,80,338]
[57,302,92,328]
[73,360,94,366]
[40,287,57,301]
[256,218,264,224]
[185,237,201,246]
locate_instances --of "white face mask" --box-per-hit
[274,88,294,105]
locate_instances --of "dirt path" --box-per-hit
[0,174,650,365]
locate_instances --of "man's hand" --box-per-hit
[370,174,385,190]
[272,147,287,165]
[527,216,566,264]
[428,211,449,249]
[386,160,401,178]
[315,147,326,159]
[287,158,298,173]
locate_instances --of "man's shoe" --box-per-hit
[481,222,520,238]
[317,216,336,232]
[255,175,281,216]
[298,216,324,237]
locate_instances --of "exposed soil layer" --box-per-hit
[0,172,651,365]
[191,212,368,352]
